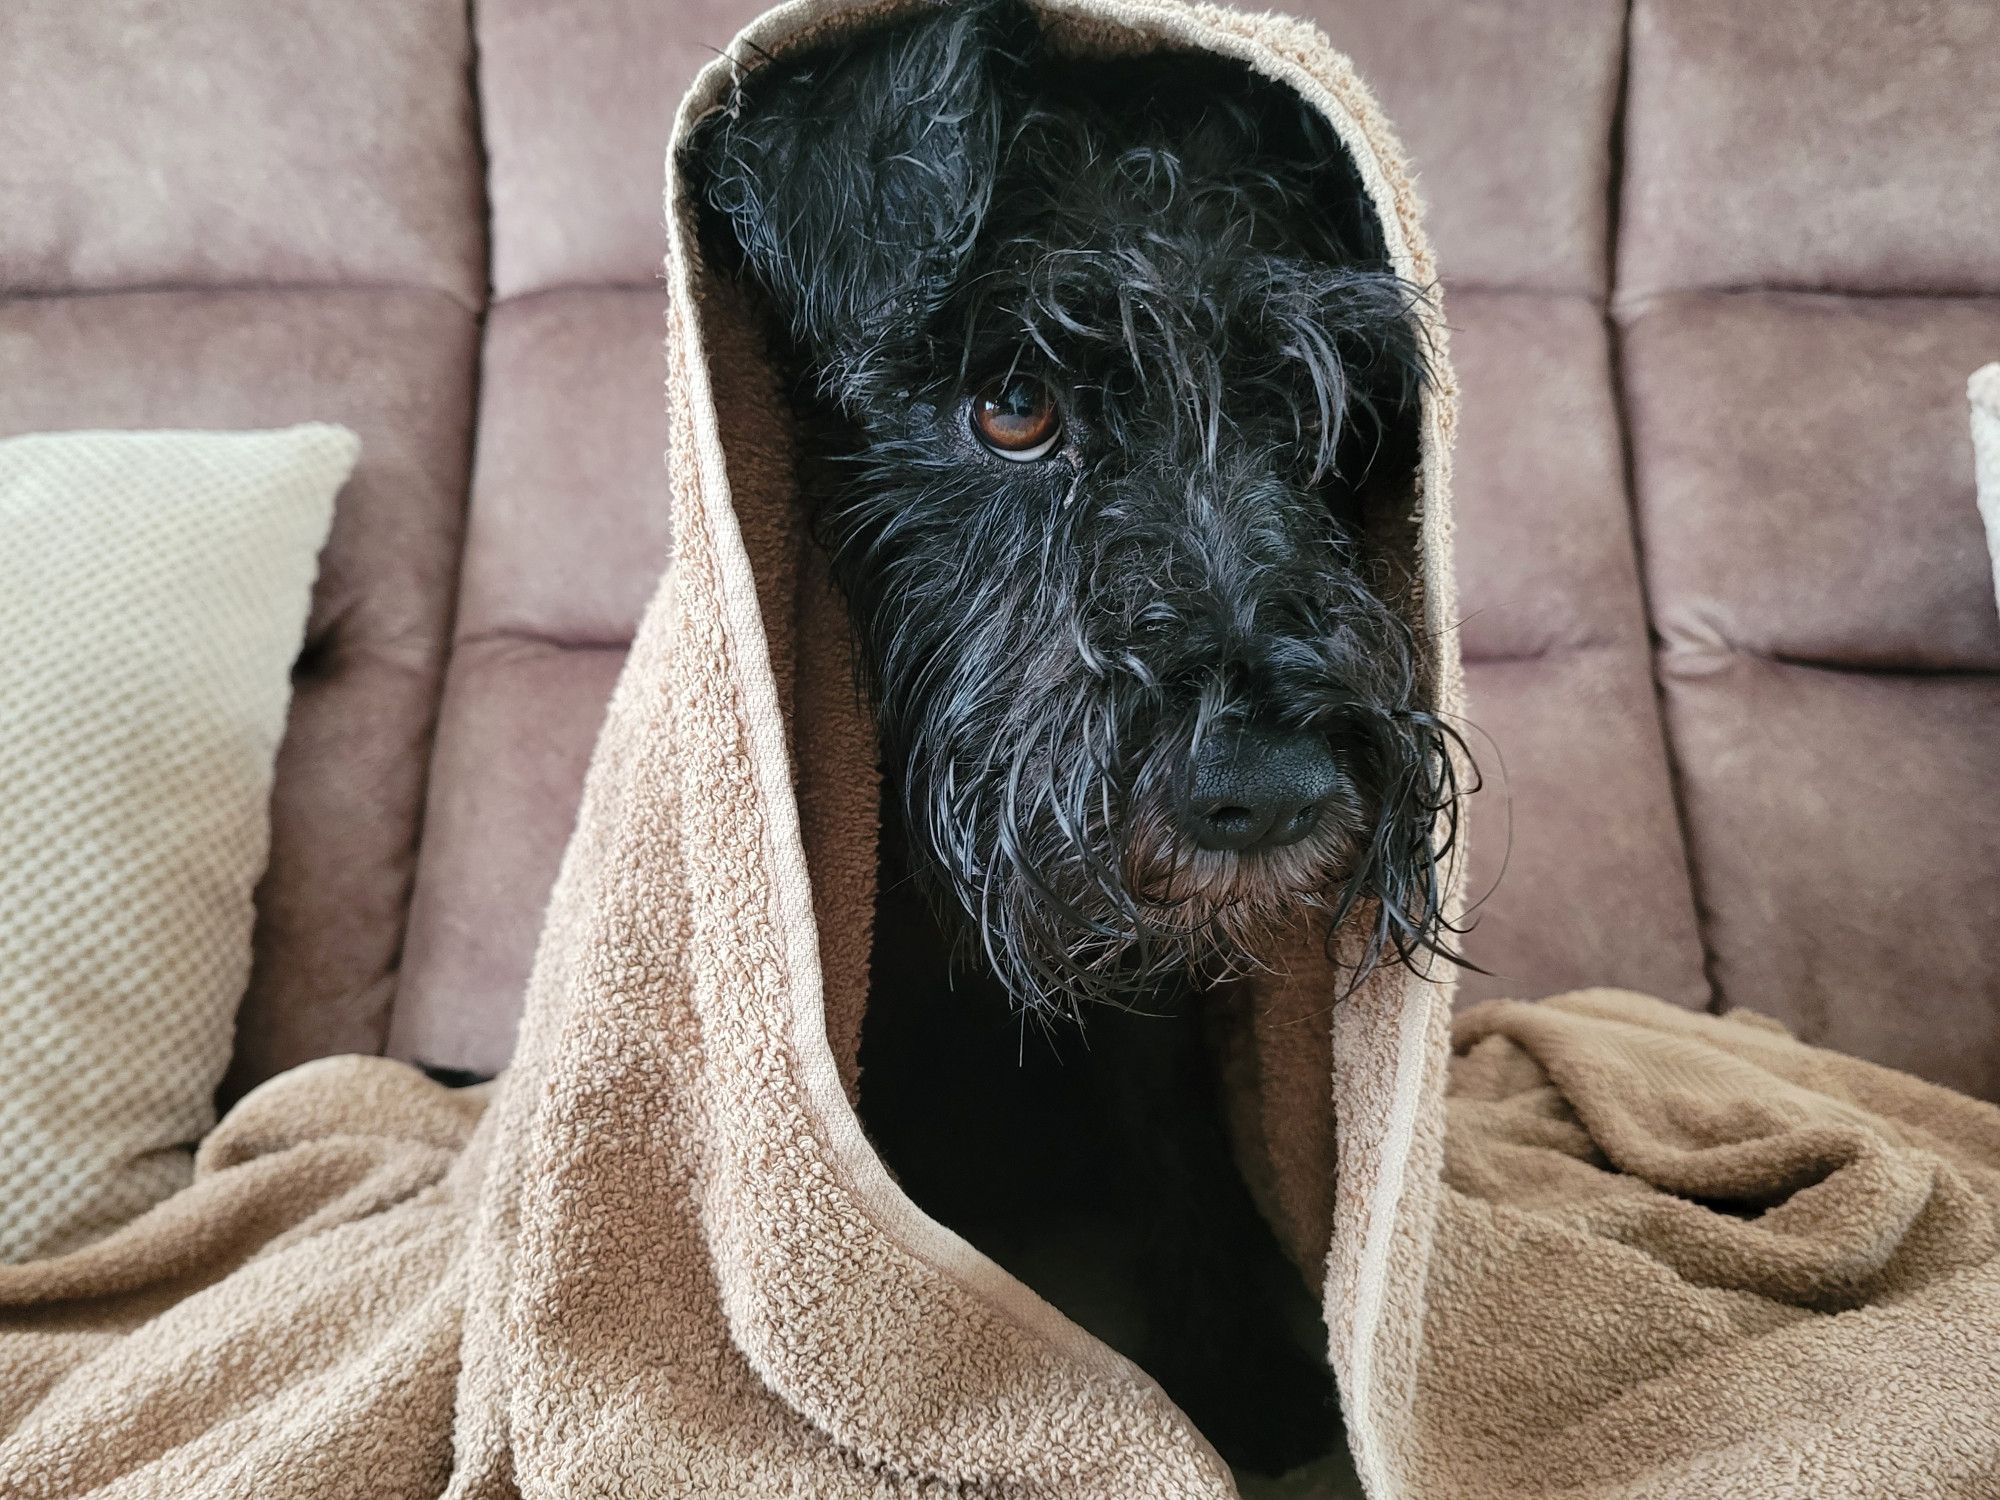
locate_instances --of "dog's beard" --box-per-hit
[877,584,1462,1019]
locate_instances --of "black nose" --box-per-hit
[1179,729,1342,853]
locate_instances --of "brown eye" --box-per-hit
[970,373,1062,460]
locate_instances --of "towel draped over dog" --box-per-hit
[3,2,1997,1495]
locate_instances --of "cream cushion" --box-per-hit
[1972,362,2000,615]
[0,424,357,1260]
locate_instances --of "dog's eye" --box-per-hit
[970,374,1061,461]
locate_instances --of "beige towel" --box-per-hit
[3,4,1994,1497]
[1420,991,2000,1499]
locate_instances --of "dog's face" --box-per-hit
[692,2,1462,1014]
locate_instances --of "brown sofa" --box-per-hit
[3,0,1995,1101]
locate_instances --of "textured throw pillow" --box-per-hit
[0,425,357,1261]
[1972,363,2000,616]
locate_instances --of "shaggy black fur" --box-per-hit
[688,0,1465,1477]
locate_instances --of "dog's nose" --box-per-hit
[1180,729,1342,853]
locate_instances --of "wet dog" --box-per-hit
[689,0,1461,1474]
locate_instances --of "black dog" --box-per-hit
[690,1,1461,1476]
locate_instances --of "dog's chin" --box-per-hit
[1019,884,1319,1016]
[935,828,1360,1019]
[1122,829,1354,979]
[1135,844,1341,930]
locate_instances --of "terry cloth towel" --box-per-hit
[2,3,1997,1497]
[1429,991,2000,1499]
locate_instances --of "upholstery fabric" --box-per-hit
[1626,295,2000,672]
[0,424,355,1261]
[391,639,620,1075]
[1613,1,1999,1091]
[1299,0,1627,297]
[480,0,755,297]
[1655,658,2000,1096]
[393,290,670,1072]
[1445,293,1705,1008]
[0,0,485,305]
[473,0,1631,298]
[1623,296,2000,1088]
[1619,0,2000,297]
